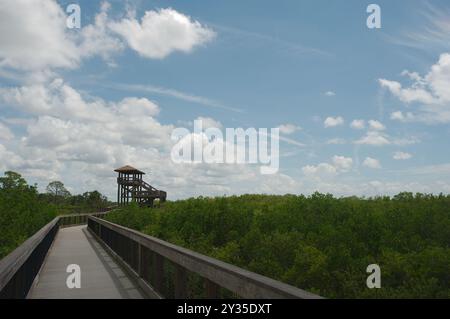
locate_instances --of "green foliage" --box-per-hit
[0,172,111,259]
[64,190,110,213]
[0,171,29,190]
[105,193,450,298]
[46,181,71,199]
[39,185,111,214]
[0,172,57,259]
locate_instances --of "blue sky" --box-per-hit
[0,0,450,199]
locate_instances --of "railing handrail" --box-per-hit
[59,211,111,218]
[0,217,59,293]
[88,216,322,299]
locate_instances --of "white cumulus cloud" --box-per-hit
[324,116,344,128]
[109,8,216,59]
[278,123,301,135]
[77,2,125,62]
[390,111,415,122]
[302,163,337,176]
[0,2,215,74]
[380,53,450,124]
[368,120,386,131]
[0,122,14,140]
[350,119,365,130]
[195,117,223,129]
[393,152,412,160]
[0,0,79,70]
[116,97,160,117]
[332,155,353,172]
[363,157,381,169]
[302,155,353,177]
[355,131,390,146]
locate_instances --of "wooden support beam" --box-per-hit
[175,265,187,299]
[152,252,164,294]
[204,278,220,298]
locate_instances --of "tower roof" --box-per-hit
[114,165,145,174]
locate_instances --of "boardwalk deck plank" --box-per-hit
[28,225,145,299]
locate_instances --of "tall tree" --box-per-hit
[46,181,71,198]
[0,171,29,190]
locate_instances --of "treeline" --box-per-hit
[105,193,450,298]
[39,180,111,214]
[0,171,111,259]
[0,172,57,259]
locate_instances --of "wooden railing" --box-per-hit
[1,209,322,299]
[59,211,110,227]
[0,218,59,299]
[87,216,322,299]
[0,210,112,299]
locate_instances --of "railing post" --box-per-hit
[204,278,220,298]
[175,265,187,299]
[137,244,142,277]
[153,253,164,294]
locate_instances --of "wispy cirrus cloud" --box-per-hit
[384,2,450,51]
[259,130,305,148]
[210,23,332,57]
[391,163,450,176]
[107,82,244,113]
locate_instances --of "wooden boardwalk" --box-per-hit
[28,225,145,299]
[1,214,320,299]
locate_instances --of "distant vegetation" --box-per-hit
[0,171,111,259]
[42,179,111,215]
[105,194,450,298]
[1,171,449,298]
